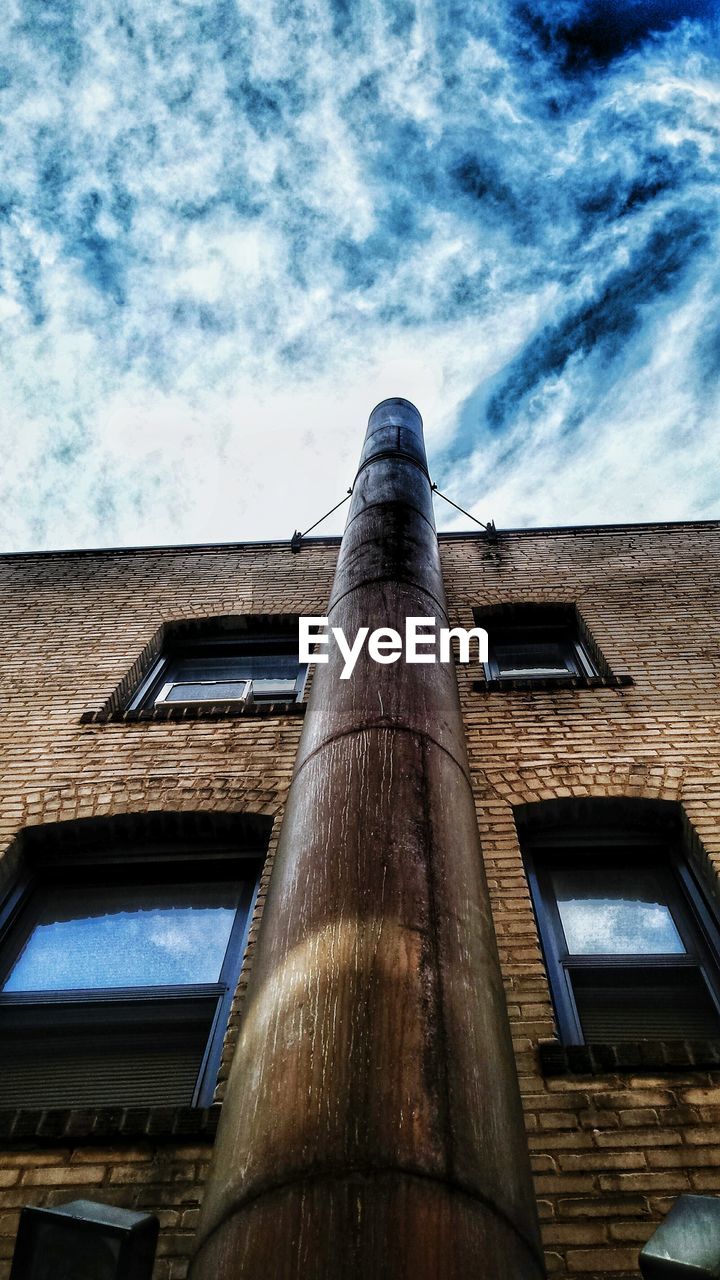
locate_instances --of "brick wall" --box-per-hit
[0,522,718,1277]
[0,540,336,1278]
[0,1144,211,1279]
[442,521,720,1277]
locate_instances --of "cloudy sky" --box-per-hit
[0,0,718,550]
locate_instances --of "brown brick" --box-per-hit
[543,1224,608,1245]
[609,1222,655,1244]
[647,1147,720,1169]
[21,1165,106,1187]
[565,1246,640,1271]
[559,1152,647,1172]
[599,1172,691,1193]
[595,1129,681,1149]
[557,1197,651,1220]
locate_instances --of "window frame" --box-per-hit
[127,633,306,711]
[0,845,260,1108]
[484,618,597,683]
[524,832,720,1046]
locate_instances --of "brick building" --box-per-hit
[1,494,719,1276]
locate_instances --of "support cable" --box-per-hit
[431,484,497,540]
[431,484,539,562]
[291,490,353,552]
[292,482,499,553]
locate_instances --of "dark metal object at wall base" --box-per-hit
[639,1193,720,1278]
[190,398,546,1279]
[10,1199,159,1280]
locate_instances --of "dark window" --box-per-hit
[476,604,597,682]
[129,634,306,709]
[525,830,720,1044]
[0,855,258,1108]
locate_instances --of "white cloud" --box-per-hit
[0,1,717,550]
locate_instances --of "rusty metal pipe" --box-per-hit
[190,398,545,1279]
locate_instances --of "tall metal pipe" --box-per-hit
[190,398,545,1279]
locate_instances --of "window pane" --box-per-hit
[170,654,299,681]
[164,680,250,702]
[571,968,720,1041]
[156,653,302,703]
[3,885,238,992]
[494,642,569,676]
[550,867,686,955]
[0,998,219,1107]
[251,679,298,699]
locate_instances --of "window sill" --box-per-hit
[80,701,307,724]
[473,673,633,693]
[0,1103,220,1146]
[539,1037,720,1076]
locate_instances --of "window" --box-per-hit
[128,632,306,710]
[524,821,720,1045]
[0,815,264,1109]
[475,604,597,682]
[85,615,308,723]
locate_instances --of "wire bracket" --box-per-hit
[291,489,353,553]
[431,484,497,541]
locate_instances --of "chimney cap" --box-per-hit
[367,397,423,433]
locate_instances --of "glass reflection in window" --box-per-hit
[3,884,237,992]
[494,642,569,677]
[550,867,685,955]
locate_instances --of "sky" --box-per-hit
[0,0,718,551]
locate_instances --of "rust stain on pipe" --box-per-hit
[190,398,546,1279]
